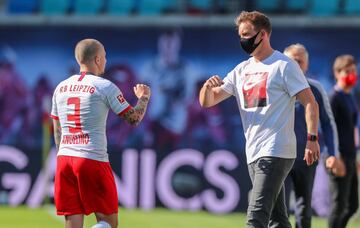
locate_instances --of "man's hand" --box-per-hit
[199,75,230,108]
[303,140,320,165]
[122,84,150,126]
[203,75,224,89]
[326,156,337,169]
[326,156,346,177]
[134,84,151,99]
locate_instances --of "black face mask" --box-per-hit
[240,31,262,55]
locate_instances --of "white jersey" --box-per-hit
[221,51,309,164]
[51,73,131,162]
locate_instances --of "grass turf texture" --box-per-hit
[0,206,359,228]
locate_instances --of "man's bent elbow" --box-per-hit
[199,100,213,108]
[121,109,145,126]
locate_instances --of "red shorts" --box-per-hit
[55,155,118,216]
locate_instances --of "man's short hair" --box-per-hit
[75,39,102,65]
[235,11,272,35]
[283,43,309,60]
[333,54,356,73]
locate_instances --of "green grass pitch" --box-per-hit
[0,206,359,228]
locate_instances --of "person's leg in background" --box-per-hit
[328,160,353,228]
[340,161,359,228]
[291,162,317,228]
[284,172,294,214]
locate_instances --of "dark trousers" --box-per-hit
[247,157,295,228]
[285,161,317,228]
[328,159,359,228]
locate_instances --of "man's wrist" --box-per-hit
[307,133,318,141]
[140,96,150,102]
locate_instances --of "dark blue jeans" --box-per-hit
[247,156,295,228]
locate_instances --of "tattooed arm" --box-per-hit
[122,96,149,126]
[121,84,151,126]
[52,119,62,151]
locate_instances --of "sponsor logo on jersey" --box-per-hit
[117,94,125,104]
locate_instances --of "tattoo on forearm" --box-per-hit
[134,96,148,114]
[123,96,149,125]
[54,127,62,151]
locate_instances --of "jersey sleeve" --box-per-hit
[283,60,310,97]
[104,82,132,116]
[50,88,59,120]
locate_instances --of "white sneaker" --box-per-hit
[91,221,111,228]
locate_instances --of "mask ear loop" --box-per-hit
[255,30,264,45]
[240,31,259,40]
[253,31,261,40]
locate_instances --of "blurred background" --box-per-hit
[0,0,360,227]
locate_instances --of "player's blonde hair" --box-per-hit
[75,39,103,65]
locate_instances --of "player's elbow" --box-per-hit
[199,99,213,108]
[200,103,211,108]
[120,107,145,126]
[199,92,212,108]
[199,100,207,108]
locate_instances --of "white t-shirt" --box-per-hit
[221,51,309,164]
[51,73,131,162]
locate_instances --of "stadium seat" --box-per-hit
[107,0,134,15]
[286,0,308,12]
[138,0,168,15]
[74,0,103,15]
[256,0,282,12]
[40,0,70,15]
[188,0,212,13]
[215,0,246,14]
[7,0,38,14]
[344,0,360,14]
[310,0,340,16]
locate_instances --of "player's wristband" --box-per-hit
[307,134,318,141]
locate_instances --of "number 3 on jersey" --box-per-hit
[67,97,83,134]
